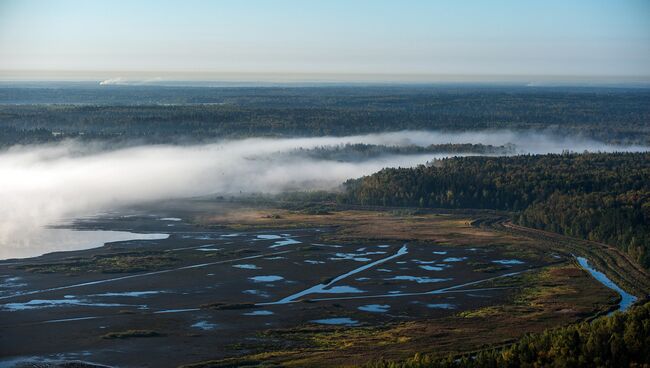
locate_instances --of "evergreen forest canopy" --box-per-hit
[1,85,649,148]
[340,152,650,269]
[279,143,516,161]
[1,84,649,367]
[370,301,650,368]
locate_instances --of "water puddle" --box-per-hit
[256,235,283,240]
[233,264,260,270]
[0,277,27,296]
[154,308,200,314]
[330,255,370,262]
[304,260,325,264]
[492,259,524,265]
[0,277,26,288]
[192,321,217,330]
[187,234,220,240]
[358,304,390,313]
[330,251,387,262]
[242,289,270,297]
[426,303,456,309]
[270,239,301,248]
[419,265,445,271]
[413,260,437,264]
[2,298,146,311]
[92,291,165,297]
[313,243,343,248]
[442,257,467,262]
[249,275,284,282]
[311,317,359,326]
[243,310,274,316]
[322,285,365,294]
[432,251,448,255]
[387,276,451,284]
[160,217,182,221]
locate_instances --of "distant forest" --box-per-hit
[340,152,650,269]
[1,85,649,147]
[283,143,516,161]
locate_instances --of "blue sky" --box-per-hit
[0,0,649,80]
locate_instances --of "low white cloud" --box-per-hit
[0,130,646,259]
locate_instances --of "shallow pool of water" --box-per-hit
[233,264,260,270]
[442,257,467,262]
[269,239,301,248]
[311,317,359,326]
[2,298,146,311]
[243,310,274,316]
[388,276,450,284]
[191,321,217,330]
[322,285,365,294]
[492,259,524,265]
[0,228,169,260]
[427,303,456,309]
[92,291,165,297]
[249,275,284,282]
[358,304,390,313]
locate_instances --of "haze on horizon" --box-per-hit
[0,0,649,83]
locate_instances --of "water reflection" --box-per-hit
[1,228,168,260]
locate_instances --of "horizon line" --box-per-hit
[1,70,650,84]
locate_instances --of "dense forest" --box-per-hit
[340,152,650,268]
[1,85,649,148]
[284,143,516,162]
[371,301,650,368]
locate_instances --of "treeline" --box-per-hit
[288,143,516,162]
[340,152,650,268]
[519,191,649,266]
[370,301,650,368]
[1,86,649,147]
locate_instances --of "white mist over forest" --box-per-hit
[0,130,647,259]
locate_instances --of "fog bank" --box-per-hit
[1,130,647,259]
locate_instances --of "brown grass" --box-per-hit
[199,208,517,247]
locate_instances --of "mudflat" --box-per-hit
[0,200,619,367]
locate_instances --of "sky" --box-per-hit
[0,0,649,81]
